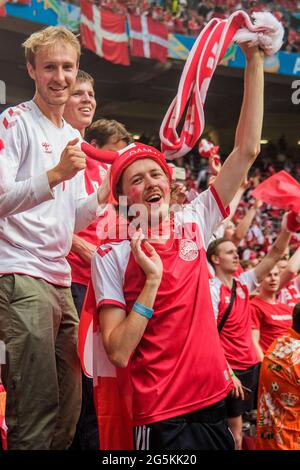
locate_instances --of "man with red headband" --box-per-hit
[83,43,264,450]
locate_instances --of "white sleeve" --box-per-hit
[238,269,259,293]
[0,116,54,217]
[91,245,127,310]
[209,279,221,322]
[179,186,230,249]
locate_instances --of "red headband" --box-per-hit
[81,141,173,201]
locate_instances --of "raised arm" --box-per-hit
[213,45,264,208]
[254,215,293,284]
[279,245,300,290]
[100,230,163,368]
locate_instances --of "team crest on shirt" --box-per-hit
[179,239,199,261]
[236,287,246,299]
[41,142,53,154]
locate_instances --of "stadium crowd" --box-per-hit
[95,0,300,52]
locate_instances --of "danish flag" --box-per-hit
[80,1,130,66]
[78,284,133,450]
[0,384,7,450]
[128,14,168,63]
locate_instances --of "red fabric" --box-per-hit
[91,190,233,427]
[128,14,168,63]
[78,283,133,450]
[0,6,6,16]
[252,171,300,213]
[159,10,275,159]
[80,1,130,66]
[286,211,300,233]
[67,156,108,286]
[110,143,172,201]
[250,296,293,353]
[125,236,231,424]
[0,384,7,450]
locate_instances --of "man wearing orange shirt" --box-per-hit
[256,302,300,450]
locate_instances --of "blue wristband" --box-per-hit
[132,301,153,319]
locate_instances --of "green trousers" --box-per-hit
[0,274,82,449]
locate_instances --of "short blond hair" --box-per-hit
[76,69,94,87]
[22,26,81,67]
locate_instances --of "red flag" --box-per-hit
[0,384,7,450]
[78,283,133,450]
[0,0,7,16]
[80,1,130,66]
[128,14,168,63]
[252,171,300,213]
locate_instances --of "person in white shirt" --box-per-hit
[0,26,109,450]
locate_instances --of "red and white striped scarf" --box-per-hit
[160,10,283,159]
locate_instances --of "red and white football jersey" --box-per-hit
[250,296,293,353]
[91,187,233,426]
[0,101,99,286]
[210,270,259,370]
[277,278,300,308]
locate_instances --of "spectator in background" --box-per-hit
[256,302,300,450]
[207,211,296,449]
[250,265,293,361]
[63,69,96,139]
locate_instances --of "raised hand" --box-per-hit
[208,154,221,176]
[47,137,86,188]
[239,42,264,61]
[130,228,163,283]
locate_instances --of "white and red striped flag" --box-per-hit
[80,1,130,66]
[128,14,168,63]
[78,283,133,450]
